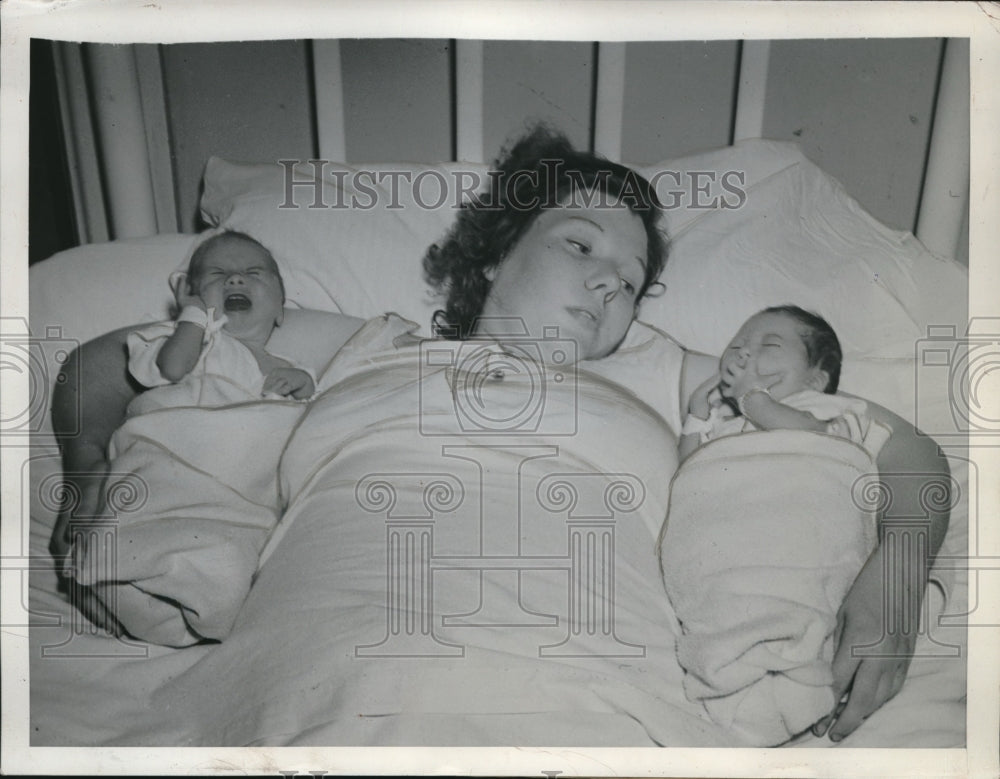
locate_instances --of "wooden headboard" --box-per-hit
[33,22,974,265]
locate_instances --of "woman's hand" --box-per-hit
[263,367,315,399]
[49,463,110,562]
[49,464,128,637]
[812,536,915,741]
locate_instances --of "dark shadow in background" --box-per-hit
[30,38,77,266]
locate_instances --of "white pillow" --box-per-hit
[201,141,967,356]
[29,233,194,346]
[198,144,815,332]
[200,157,488,331]
[198,141,968,423]
[636,142,968,362]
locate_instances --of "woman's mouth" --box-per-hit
[567,306,600,326]
[224,293,252,312]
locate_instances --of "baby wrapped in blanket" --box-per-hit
[68,232,314,646]
[659,306,891,746]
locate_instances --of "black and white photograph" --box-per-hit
[2,1,997,776]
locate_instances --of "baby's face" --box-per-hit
[190,237,284,344]
[719,312,827,401]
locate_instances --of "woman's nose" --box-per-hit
[585,265,621,302]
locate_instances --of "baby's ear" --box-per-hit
[275,308,285,327]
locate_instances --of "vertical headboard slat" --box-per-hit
[455,40,485,163]
[593,42,626,160]
[916,38,970,260]
[52,41,109,245]
[134,44,179,234]
[312,40,347,162]
[732,40,770,142]
[84,43,158,239]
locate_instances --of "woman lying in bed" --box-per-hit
[49,126,949,745]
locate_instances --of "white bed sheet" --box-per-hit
[26,237,968,748]
[24,140,971,749]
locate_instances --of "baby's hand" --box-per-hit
[826,413,865,443]
[169,271,207,313]
[688,371,721,419]
[263,367,315,399]
[720,361,779,401]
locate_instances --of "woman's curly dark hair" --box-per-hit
[423,124,667,339]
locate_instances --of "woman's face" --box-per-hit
[478,203,649,362]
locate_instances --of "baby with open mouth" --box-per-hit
[124,230,316,414]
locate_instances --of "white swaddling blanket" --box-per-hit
[131,315,736,746]
[659,430,880,746]
[70,400,305,646]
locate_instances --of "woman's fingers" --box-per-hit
[70,582,125,637]
[827,661,879,740]
[812,607,852,736]
[264,368,313,397]
[821,627,913,741]
[828,655,907,741]
[811,698,844,738]
[49,512,72,560]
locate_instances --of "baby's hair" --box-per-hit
[188,230,284,298]
[763,305,842,393]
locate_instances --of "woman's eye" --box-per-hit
[620,277,636,295]
[568,239,591,255]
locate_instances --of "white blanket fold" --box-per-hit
[660,430,878,745]
[71,401,304,646]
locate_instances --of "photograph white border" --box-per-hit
[2,1,997,776]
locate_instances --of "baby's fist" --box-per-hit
[170,272,206,313]
[689,372,721,419]
[263,367,315,400]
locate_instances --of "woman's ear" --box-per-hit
[484,265,498,282]
[807,367,830,393]
[275,308,284,327]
